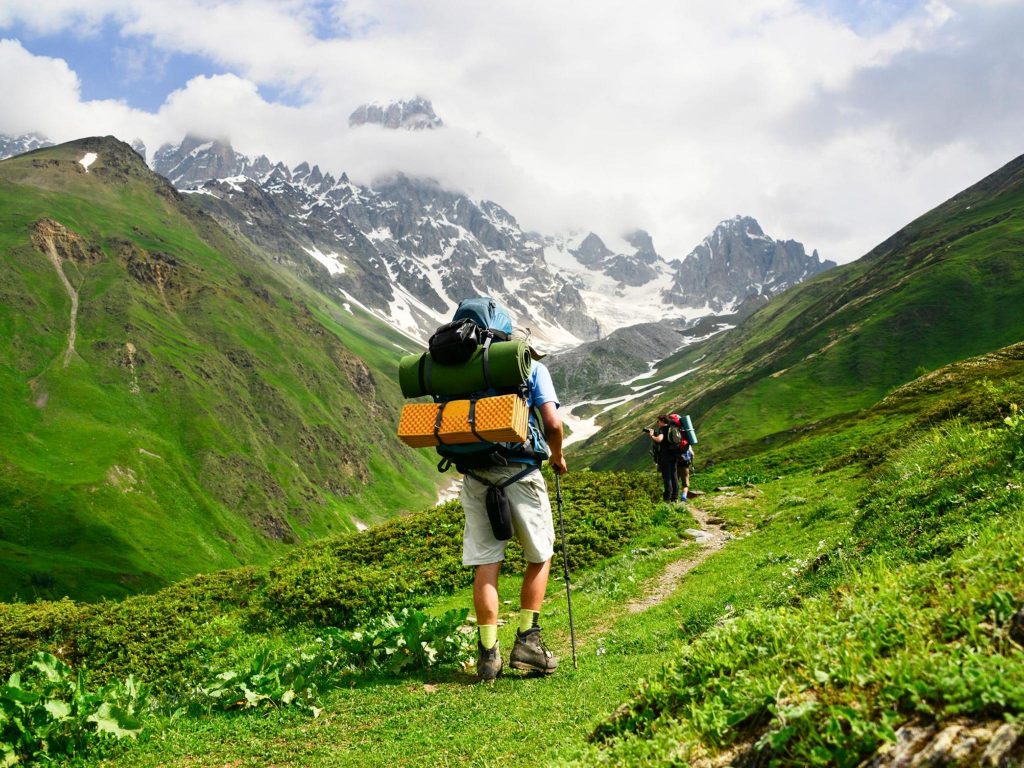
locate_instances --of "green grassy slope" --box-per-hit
[573,357,1024,767]
[0,137,438,602]
[574,151,1024,470]
[1,339,1020,767]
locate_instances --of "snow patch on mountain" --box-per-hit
[303,246,346,275]
[543,236,702,331]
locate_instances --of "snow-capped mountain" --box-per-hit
[156,136,602,347]
[541,231,684,333]
[2,122,833,350]
[0,133,52,157]
[146,133,834,348]
[349,97,444,130]
[152,135,278,188]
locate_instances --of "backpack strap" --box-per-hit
[466,398,484,442]
[465,464,538,492]
[417,354,428,396]
[433,401,449,445]
[423,354,436,396]
[481,335,494,391]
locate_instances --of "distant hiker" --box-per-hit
[646,414,681,502]
[672,413,697,502]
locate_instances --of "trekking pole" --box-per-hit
[555,472,578,669]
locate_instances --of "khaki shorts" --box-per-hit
[461,465,555,566]
[678,462,691,489]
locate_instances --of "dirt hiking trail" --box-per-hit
[572,502,730,649]
[625,503,729,613]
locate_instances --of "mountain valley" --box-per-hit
[1,126,1022,768]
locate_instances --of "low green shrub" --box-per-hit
[0,599,94,681]
[0,471,662,692]
[257,501,467,627]
[257,471,661,628]
[0,569,262,689]
[187,630,352,717]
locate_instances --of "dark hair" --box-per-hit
[656,414,668,423]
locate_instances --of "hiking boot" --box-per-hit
[509,628,559,674]
[476,640,502,681]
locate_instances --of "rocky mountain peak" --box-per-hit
[624,230,659,264]
[719,215,764,238]
[348,98,444,130]
[130,138,147,163]
[152,134,276,188]
[664,215,835,312]
[574,233,614,267]
[562,228,665,288]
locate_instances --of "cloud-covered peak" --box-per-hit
[348,98,443,131]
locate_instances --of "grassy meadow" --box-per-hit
[3,142,1024,767]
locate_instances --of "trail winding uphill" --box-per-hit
[30,218,97,369]
[625,502,729,614]
[574,499,731,651]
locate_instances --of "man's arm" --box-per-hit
[539,401,567,475]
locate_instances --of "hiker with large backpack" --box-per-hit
[645,414,682,502]
[670,413,697,502]
[396,297,567,682]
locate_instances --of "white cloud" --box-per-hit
[1,1,1022,264]
[0,38,158,140]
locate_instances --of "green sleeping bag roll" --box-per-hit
[399,340,532,398]
[682,414,698,445]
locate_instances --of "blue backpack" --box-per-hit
[432,297,550,473]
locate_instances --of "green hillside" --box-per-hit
[1,340,1022,766]
[0,137,438,603]
[573,152,1024,470]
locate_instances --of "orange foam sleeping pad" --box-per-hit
[398,394,529,448]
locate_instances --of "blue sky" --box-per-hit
[803,0,921,32]
[7,19,213,111]
[1,1,1021,265]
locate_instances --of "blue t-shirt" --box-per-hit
[527,361,560,412]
